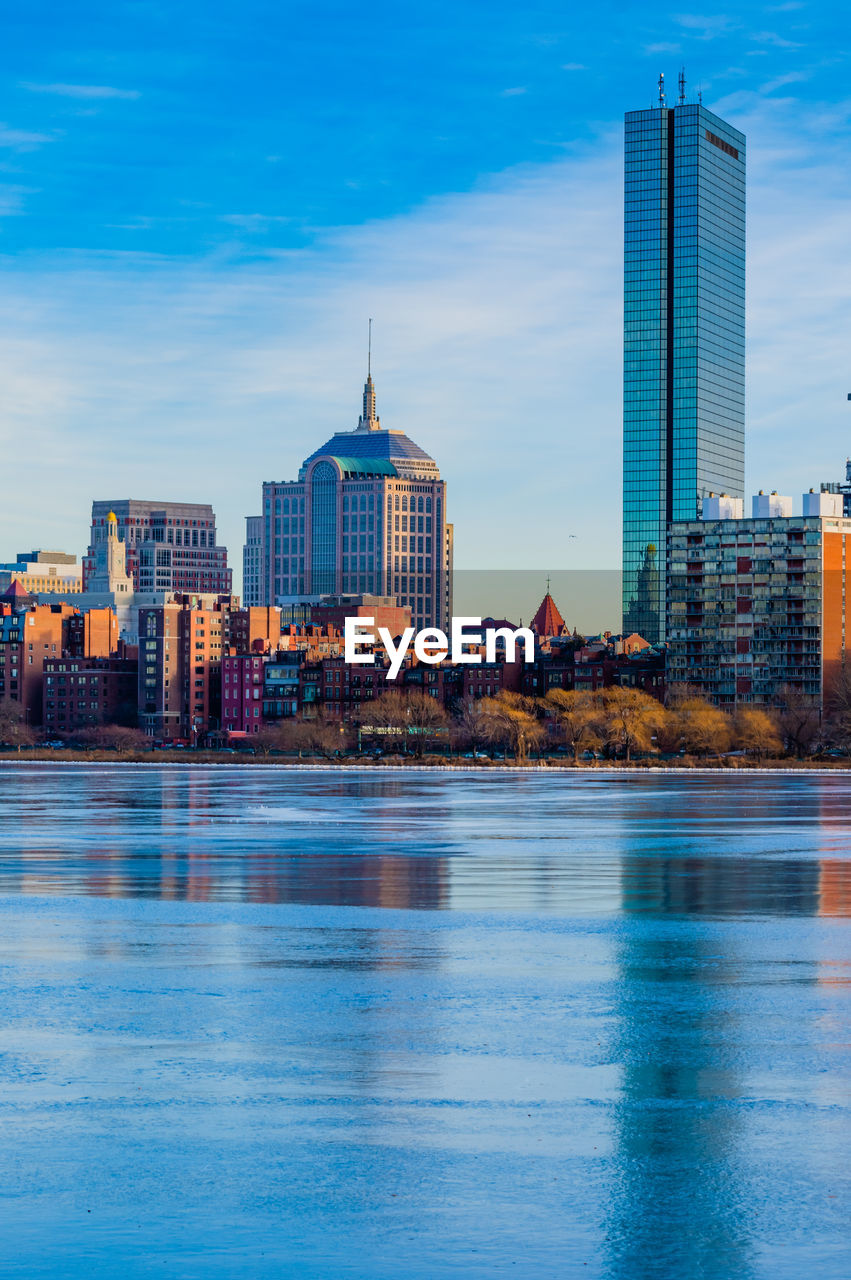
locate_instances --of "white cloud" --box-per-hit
[750,29,803,49]
[672,13,738,38]
[759,70,809,94]
[0,185,38,216]
[0,123,53,150]
[20,82,140,100]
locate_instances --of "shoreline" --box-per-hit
[1,752,849,775]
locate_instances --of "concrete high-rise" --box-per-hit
[666,489,851,712]
[84,500,231,597]
[622,81,746,644]
[252,372,452,632]
[242,516,263,606]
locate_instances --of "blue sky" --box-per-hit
[1,1,850,616]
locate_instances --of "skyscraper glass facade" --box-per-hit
[622,101,746,643]
[310,462,338,594]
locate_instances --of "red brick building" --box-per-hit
[0,597,77,726]
[43,653,139,735]
[138,599,233,741]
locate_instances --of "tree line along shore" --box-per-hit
[2,685,848,765]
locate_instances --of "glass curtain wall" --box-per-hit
[310,462,338,595]
[623,101,745,644]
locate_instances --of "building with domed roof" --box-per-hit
[248,371,452,631]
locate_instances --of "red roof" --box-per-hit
[1,579,32,600]
[530,592,567,638]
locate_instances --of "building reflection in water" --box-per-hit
[604,774,851,1280]
[603,929,756,1280]
[2,768,449,911]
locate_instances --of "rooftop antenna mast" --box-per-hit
[368,317,372,378]
[658,71,666,108]
[679,67,686,105]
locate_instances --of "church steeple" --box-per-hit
[357,319,380,431]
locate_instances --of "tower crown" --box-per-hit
[357,374,380,431]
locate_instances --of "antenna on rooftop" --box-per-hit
[368,318,372,378]
[679,67,686,105]
[658,72,666,108]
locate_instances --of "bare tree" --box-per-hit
[402,690,449,757]
[251,723,297,756]
[734,708,783,759]
[76,725,149,755]
[0,707,36,752]
[776,685,821,758]
[675,697,732,759]
[545,689,603,761]
[451,696,490,755]
[295,710,351,759]
[357,692,409,752]
[600,688,667,762]
[357,690,447,757]
[480,692,545,763]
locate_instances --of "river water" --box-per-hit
[0,764,848,1278]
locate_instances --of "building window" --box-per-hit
[311,462,337,593]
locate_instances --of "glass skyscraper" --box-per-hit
[622,96,745,644]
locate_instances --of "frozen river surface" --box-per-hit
[0,764,849,1278]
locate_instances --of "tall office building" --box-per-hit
[251,371,452,631]
[84,500,231,597]
[622,81,746,643]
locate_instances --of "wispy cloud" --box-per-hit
[644,42,682,55]
[0,184,37,216]
[220,213,293,232]
[0,123,53,150]
[500,87,527,97]
[562,63,587,71]
[20,82,140,100]
[751,29,803,49]
[759,70,809,93]
[672,12,738,38]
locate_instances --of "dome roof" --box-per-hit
[298,373,441,481]
[299,428,439,481]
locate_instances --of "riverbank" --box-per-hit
[1,748,850,770]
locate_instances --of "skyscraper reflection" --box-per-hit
[603,931,755,1280]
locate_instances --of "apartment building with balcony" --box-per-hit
[666,490,851,711]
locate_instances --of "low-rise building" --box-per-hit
[0,596,79,726]
[43,653,139,735]
[0,550,82,596]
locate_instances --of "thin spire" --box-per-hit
[679,67,686,105]
[658,71,666,108]
[357,320,380,431]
